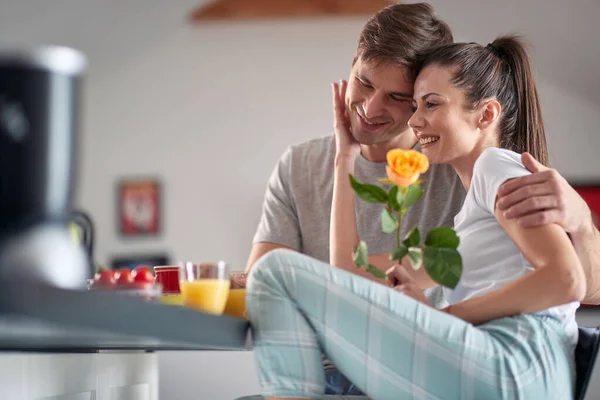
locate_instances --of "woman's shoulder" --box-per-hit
[470,147,531,213]
[474,147,526,177]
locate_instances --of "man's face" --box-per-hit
[345,57,415,145]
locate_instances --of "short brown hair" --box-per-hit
[356,3,453,74]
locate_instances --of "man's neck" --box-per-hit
[360,135,418,163]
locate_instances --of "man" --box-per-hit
[241,2,600,396]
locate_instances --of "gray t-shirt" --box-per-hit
[254,134,466,270]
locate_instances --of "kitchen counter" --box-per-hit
[0,278,249,351]
[0,278,250,400]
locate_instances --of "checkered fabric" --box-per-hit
[244,249,576,400]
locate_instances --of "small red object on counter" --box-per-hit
[153,266,180,294]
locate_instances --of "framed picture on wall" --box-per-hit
[117,178,162,236]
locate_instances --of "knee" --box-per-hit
[247,248,293,291]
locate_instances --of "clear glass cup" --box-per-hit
[179,261,229,314]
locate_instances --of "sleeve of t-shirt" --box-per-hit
[252,147,301,250]
[471,148,532,215]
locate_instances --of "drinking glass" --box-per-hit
[179,261,229,314]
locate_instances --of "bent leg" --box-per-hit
[247,249,575,400]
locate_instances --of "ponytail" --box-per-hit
[490,36,549,166]
[415,35,550,166]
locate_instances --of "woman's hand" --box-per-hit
[386,264,431,306]
[332,80,360,159]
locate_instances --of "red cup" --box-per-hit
[153,266,180,294]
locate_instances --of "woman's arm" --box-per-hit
[328,80,387,284]
[330,154,435,288]
[328,81,436,288]
[329,154,388,284]
[446,208,587,325]
[496,153,600,305]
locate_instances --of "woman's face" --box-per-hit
[408,65,483,166]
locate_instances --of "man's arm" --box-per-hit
[569,222,600,304]
[244,242,292,273]
[497,152,600,304]
[229,242,293,290]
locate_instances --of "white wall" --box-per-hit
[78,18,369,270]
[539,80,600,179]
[2,1,595,268]
[1,1,599,399]
[77,13,600,270]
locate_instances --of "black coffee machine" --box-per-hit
[0,46,89,289]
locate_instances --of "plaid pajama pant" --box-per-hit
[243,249,576,400]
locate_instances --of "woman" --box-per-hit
[245,35,585,400]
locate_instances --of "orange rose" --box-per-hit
[385,149,429,187]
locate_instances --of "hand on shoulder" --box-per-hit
[496,152,593,235]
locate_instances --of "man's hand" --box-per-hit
[386,265,431,306]
[230,272,247,289]
[498,154,600,305]
[496,152,593,235]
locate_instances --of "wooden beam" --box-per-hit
[189,0,394,22]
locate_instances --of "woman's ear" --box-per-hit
[477,99,502,129]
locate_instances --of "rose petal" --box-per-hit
[386,166,419,187]
[386,149,429,185]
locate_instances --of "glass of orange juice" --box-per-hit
[179,261,230,314]
[223,289,247,319]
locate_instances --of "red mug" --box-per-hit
[154,266,180,294]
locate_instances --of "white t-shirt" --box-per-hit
[443,147,579,344]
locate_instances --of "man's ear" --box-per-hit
[477,99,502,130]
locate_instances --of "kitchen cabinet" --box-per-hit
[0,352,157,400]
[0,279,249,400]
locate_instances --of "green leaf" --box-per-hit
[349,175,388,203]
[381,209,397,234]
[390,245,409,261]
[423,247,462,289]
[365,264,387,279]
[425,227,460,249]
[407,247,423,271]
[402,184,424,208]
[352,240,369,267]
[387,186,401,211]
[403,227,421,248]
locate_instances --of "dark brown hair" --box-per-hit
[356,3,453,70]
[415,35,549,166]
